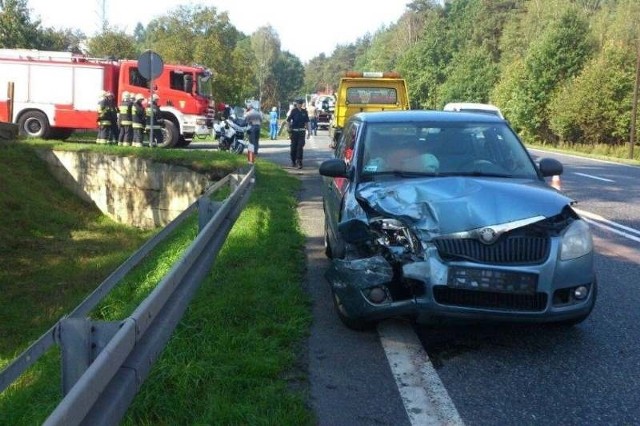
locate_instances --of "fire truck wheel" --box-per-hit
[159,120,180,148]
[18,111,50,139]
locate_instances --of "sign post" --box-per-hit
[137,50,164,146]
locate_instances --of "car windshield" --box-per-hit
[360,122,538,179]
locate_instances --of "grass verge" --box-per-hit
[0,140,314,425]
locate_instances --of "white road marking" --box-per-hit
[378,320,465,426]
[573,172,614,182]
[575,208,640,243]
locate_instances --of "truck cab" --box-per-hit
[118,61,214,147]
[330,71,410,146]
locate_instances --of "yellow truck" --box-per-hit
[329,71,410,145]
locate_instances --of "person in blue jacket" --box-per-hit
[269,106,279,140]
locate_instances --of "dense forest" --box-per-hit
[1,0,640,148]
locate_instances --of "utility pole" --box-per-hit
[630,40,640,159]
[95,0,107,33]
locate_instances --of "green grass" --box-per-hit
[0,139,313,425]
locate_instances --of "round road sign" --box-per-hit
[137,50,164,80]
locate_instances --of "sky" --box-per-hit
[26,0,409,63]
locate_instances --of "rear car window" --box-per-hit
[346,87,397,104]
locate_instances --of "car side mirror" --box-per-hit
[319,159,348,178]
[538,158,563,177]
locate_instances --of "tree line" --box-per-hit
[2,0,640,149]
[309,0,640,150]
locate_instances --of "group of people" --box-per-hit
[99,92,316,168]
[96,91,164,147]
[222,99,315,168]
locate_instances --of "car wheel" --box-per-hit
[331,287,374,331]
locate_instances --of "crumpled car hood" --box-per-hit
[354,176,573,235]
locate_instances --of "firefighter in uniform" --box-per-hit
[96,91,112,144]
[132,93,147,147]
[107,92,118,144]
[145,94,164,147]
[117,91,133,146]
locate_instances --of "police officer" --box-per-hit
[131,93,146,147]
[117,91,133,146]
[146,94,164,147]
[286,98,309,169]
[96,91,112,144]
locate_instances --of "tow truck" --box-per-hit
[330,71,410,146]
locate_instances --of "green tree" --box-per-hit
[398,8,449,109]
[273,51,305,106]
[498,6,594,141]
[142,5,244,107]
[548,41,636,145]
[0,0,42,48]
[439,45,499,106]
[39,27,85,52]
[86,29,138,59]
[249,25,281,107]
[304,54,331,94]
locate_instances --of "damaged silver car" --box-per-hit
[320,110,597,330]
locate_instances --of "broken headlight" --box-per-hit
[370,218,422,259]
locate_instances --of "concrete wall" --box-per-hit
[38,150,213,229]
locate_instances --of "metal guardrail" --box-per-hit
[0,165,255,425]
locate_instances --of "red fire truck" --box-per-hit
[0,49,214,147]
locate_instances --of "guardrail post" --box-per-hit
[59,318,121,395]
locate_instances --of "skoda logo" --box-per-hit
[478,227,498,244]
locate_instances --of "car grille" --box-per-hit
[433,235,550,265]
[433,286,548,312]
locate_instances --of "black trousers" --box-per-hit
[290,130,306,164]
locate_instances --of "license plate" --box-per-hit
[447,267,537,294]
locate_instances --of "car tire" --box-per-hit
[331,287,375,331]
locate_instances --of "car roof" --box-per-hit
[350,109,506,124]
[443,102,504,118]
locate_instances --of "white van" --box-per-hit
[443,102,504,119]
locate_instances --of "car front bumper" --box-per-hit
[327,246,597,325]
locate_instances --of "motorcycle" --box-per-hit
[212,116,250,154]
